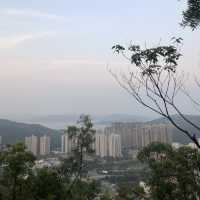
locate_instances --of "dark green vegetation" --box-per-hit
[0,143,35,200]
[2,142,200,199]
[0,115,101,200]
[1,132,200,199]
[64,114,96,179]
[112,142,200,200]
[137,142,200,199]
[182,0,200,29]
[0,143,100,200]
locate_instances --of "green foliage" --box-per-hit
[68,179,100,200]
[100,191,114,200]
[32,168,65,200]
[112,39,182,77]
[0,143,36,200]
[67,114,95,154]
[137,142,200,199]
[182,0,200,29]
[64,114,95,178]
[116,184,135,200]
[137,142,173,163]
[0,116,101,200]
[0,143,35,176]
[115,184,146,200]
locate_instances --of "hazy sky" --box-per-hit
[0,0,200,118]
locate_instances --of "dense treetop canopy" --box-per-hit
[182,0,200,29]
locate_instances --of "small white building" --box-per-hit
[172,142,182,149]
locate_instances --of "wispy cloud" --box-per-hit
[0,32,55,49]
[0,9,66,22]
[51,58,106,66]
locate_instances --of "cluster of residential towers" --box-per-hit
[25,135,51,156]
[24,123,172,158]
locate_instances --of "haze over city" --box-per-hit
[0,1,200,199]
[0,0,200,120]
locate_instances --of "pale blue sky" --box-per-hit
[0,0,199,118]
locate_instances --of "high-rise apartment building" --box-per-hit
[140,124,171,148]
[25,135,39,156]
[95,132,108,157]
[40,135,50,155]
[95,131,122,158]
[61,134,69,153]
[61,134,77,154]
[105,123,172,150]
[108,133,122,158]
[25,135,51,156]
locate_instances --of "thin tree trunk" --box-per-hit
[12,177,17,200]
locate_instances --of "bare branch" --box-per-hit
[112,40,200,148]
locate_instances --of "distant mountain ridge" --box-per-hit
[149,115,200,144]
[19,113,152,129]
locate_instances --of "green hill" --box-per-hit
[0,119,62,150]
